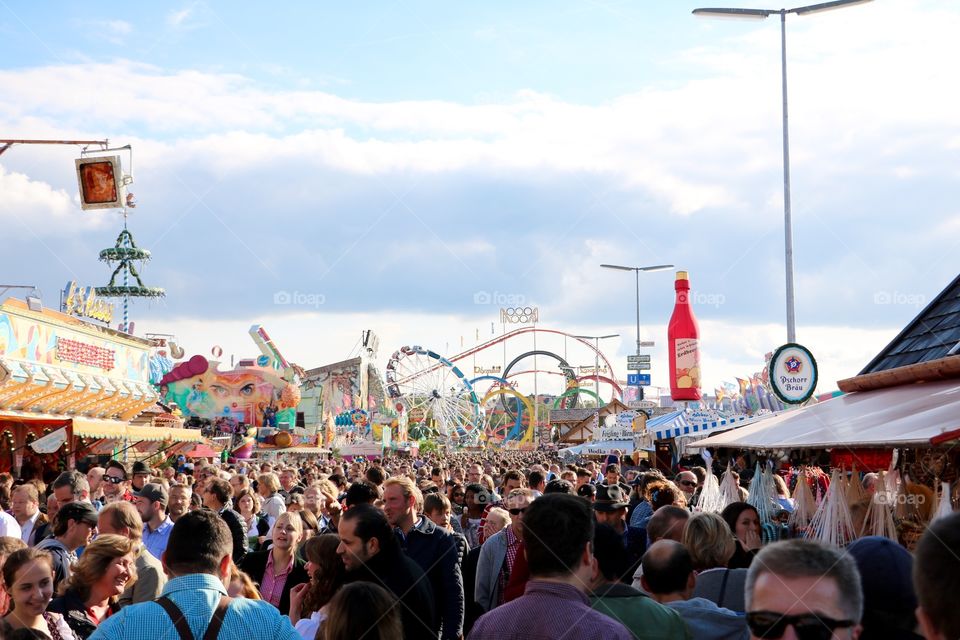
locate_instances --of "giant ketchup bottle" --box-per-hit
[668,271,701,402]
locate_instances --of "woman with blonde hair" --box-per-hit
[682,512,747,612]
[2,547,77,639]
[48,534,136,639]
[240,511,308,615]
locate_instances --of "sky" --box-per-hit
[2,0,958,400]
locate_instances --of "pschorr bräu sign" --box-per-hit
[769,343,818,404]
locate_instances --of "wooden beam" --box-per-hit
[837,356,960,393]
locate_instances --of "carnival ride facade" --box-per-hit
[384,327,623,446]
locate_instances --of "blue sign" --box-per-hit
[627,373,651,386]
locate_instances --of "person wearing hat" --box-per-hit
[135,483,173,561]
[594,484,630,535]
[130,461,151,493]
[595,484,645,575]
[846,536,924,640]
[35,501,99,592]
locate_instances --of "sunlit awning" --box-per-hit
[126,424,203,443]
[70,417,130,440]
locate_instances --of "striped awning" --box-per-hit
[651,411,766,441]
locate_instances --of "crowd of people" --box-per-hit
[0,451,957,640]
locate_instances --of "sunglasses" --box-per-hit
[104,475,126,484]
[679,480,697,487]
[508,507,527,516]
[746,611,855,640]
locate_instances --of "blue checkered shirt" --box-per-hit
[89,573,299,640]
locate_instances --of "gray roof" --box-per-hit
[861,273,960,374]
[548,408,599,423]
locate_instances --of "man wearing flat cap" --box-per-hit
[135,482,173,560]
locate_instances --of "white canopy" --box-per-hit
[691,379,960,450]
[559,439,637,457]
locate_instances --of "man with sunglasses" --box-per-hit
[675,471,698,504]
[475,488,534,613]
[103,460,133,504]
[745,539,862,640]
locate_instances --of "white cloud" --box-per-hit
[0,165,106,235]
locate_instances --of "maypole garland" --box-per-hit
[96,226,164,329]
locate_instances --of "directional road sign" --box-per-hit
[627,374,651,386]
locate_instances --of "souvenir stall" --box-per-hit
[690,360,960,549]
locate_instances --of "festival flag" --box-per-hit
[736,378,749,397]
[715,387,726,406]
[29,427,68,454]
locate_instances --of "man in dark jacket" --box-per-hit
[383,476,464,639]
[201,477,247,564]
[338,504,436,640]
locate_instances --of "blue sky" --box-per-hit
[2,0,959,397]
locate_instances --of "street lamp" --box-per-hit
[693,0,872,344]
[573,334,619,401]
[600,263,674,399]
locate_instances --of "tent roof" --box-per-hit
[691,378,960,450]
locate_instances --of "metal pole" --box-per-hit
[635,269,645,401]
[635,269,641,356]
[595,338,600,399]
[781,9,797,343]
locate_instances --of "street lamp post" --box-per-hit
[693,0,872,344]
[600,263,674,399]
[573,334,620,401]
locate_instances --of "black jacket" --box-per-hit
[27,513,51,546]
[49,589,120,640]
[214,506,248,565]
[240,550,309,615]
[345,540,436,640]
[461,546,484,637]
[395,517,464,640]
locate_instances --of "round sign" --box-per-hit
[769,343,818,404]
[256,355,270,367]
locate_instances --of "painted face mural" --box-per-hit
[160,355,296,428]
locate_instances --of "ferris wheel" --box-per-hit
[385,346,482,441]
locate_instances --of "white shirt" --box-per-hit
[19,511,40,544]
[294,609,327,640]
[0,510,22,540]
